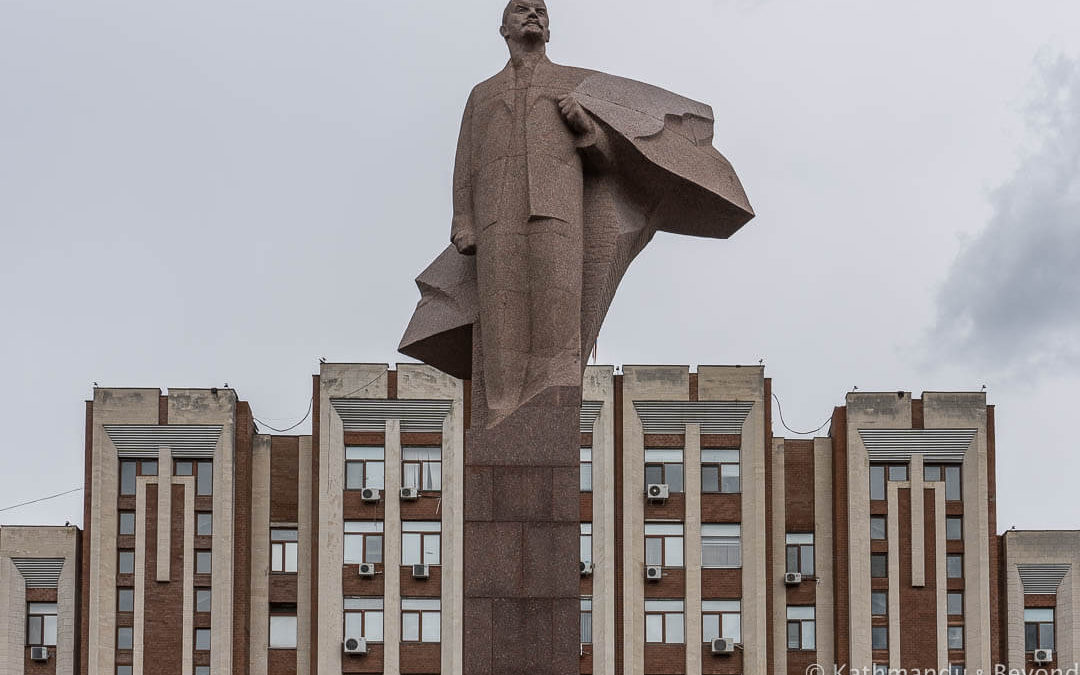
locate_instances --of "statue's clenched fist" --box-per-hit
[452,229,476,255]
[559,94,594,136]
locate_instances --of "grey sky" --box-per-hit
[1,0,1078,530]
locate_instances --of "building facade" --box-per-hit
[1,362,1078,675]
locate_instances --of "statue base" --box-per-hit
[462,385,582,675]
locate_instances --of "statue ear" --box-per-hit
[499,24,509,39]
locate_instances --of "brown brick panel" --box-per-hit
[159,395,169,425]
[401,432,442,446]
[947,579,965,591]
[194,613,211,629]
[645,492,686,521]
[870,501,888,516]
[911,399,924,429]
[643,643,686,674]
[871,541,889,554]
[580,432,593,448]
[900,488,937,668]
[344,432,385,446]
[116,614,134,628]
[579,493,593,522]
[194,496,215,513]
[783,440,815,533]
[24,650,54,675]
[340,641,384,672]
[268,649,298,675]
[311,375,321,675]
[946,503,964,516]
[871,579,888,592]
[400,498,442,521]
[344,494,387,518]
[342,564,385,596]
[788,650,817,675]
[580,649,593,674]
[702,569,742,598]
[946,541,964,554]
[702,647,743,674]
[142,483,184,675]
[269,435,299,523]
[116,535,136,550]
[580,574,593,596]
[400,565,442,597]
[269,575,298,604]
[25,588,57,602]
[117,496,136,512]
[832,406,850,666]
[644,568,686,599]
[785,582,816,606]
[644,434,686,448]
[233,402,254,675]
[400,643,441,673]
[701,495,741,523]
[116,651,133,666]
[194,651,210,667]
[1025,594,1056,608]
[700,435,741,449]
[690,373,698,401]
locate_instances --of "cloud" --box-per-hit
[929,52,1080,377]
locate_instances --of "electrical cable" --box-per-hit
[254,397,313,433]
[772,392,832,436]
[0,487,83,514]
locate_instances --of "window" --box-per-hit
[786,606,816,650]
[945,465,962,501]
[871,625,888,650]
[118,667,133,675]
[871,591,888,616]
[869,465,886,501]
[402,598,441,643]
[120,460,137,496]
[26,603,57,646]
[948,625,964,650]
[871,553,888,578]
[580,448,593,492]
[948,592,963,616]
[196,461,213,496]
[580,523,593,565]
[345,446,385,491]
[142,460,157,476]
[271,529,298,573]
[402,521,441,565]
[195,668,209,675]
[196,588,211,613]
[874,665,889,675]
[196,512,213,536]
[946,517,963,541]
[702,524,741,568]
[195,627,211,651]
[701,449,740,493]
[119,511,135,536]
[196,549,212,575]
[117,626,134,650]
[1025,609,1055,652]
[924,465,942,482]
[870,516,887,541]
[947,554,963,579]
[581,597,593,644]
[645,522,684,568]
[118,549,135,575]
[270,606,297,649]
[950,666,966,675]
[888,464,908,482]
[118,588,134,612]
[175,460,193,476]
[644,599,684,644]
[702,600,741,643]
[786,533,814,576]
[644,449,683,493]
[402,446,441,492]
[344,521,384,564]
[344,597,384,643]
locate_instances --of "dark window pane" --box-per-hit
[666,464,683,493]
[947,592,963,616]
[948,626,964,650]
[801,545,815,576]
[947,554,963,579]
[946,517,963,541]
[366,536,383,564]
[197,461,213,496]
[787,622,800,649]
[871,591,887,616]
[644,465,663,487]
[786,546,799,574]
[870,517,887,540]
[924,465,942,482]
[120,461,137,496]
[141,460,157,476]
[720,465,741,493]
[1040,623,1054,650]
[346,462,364,490]
[175,461,193,476]
[196,550,212,575]
[118,550,135,574]
[196,589,211,613]
[871,554,888,578]
[27,616,42,645]
[580,463,592,492]
[945,466,962,500]
[1026,623,1038,652]
[197,512,213,536]
[119,512,135,536]
[869,466,885,500]
[118,588,134,612]
[888,465,908,482]
[872,625,888,649]
[701,466,719,493]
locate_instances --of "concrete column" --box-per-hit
[771,439,788,675]
[133,478,151,675]
[0,555,25,675]
[886,482,902,668]
[296,436,313,675]
[813,437,835,671]
[157,448,173,582]
[1062,566,1077,669]
[583,366,616,675]
[384,418,403,674]
[685,423,702,674]
[249,436,271,675]
[910,454,925,587]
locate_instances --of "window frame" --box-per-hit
[580,523,593,565]
[644,449,684,493]
[401,598,441,643]
[580,597,593,644]
[119,510,136,536]
[580,448,593,493]
[402,446,442,492]
[118,549,135,575]
[344,597,385,643]
[870,516,887,541]
[269,609,298,650]
[402,521,442,566]
[786,606,816,651]
[701,449,741,494]
[702,600,741,644]
[870,553,888,579]
[871,591,888,616]
[644,522,684,568]
[1024,608,1055,652]
[345,446,385,492]
[271,528,299,574]
[947,591,963,617]
[785,533,815,576]
[26,603,58,647]
[947,554,964,579]
[344,521,384,565]
[644,599,685,644]
[195,549,212,576]
[196,511,213,537]
[947,625,965,650]
[871,624,888,650]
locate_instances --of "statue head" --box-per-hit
[500,0,550,47]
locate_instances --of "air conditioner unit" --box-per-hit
[400,487,420,501]
[358,562,376,577]
[1034,649,1053,664]
[646,483,670,501]
[785,572,803,585]
[580,561,594,576]
[30,646,49,662]
[645,565,663,581]
[360,487,381,502]
[412,564,430,579]
[343,636,367,655]
[711,637,735,655]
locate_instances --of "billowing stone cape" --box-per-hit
[399,72,754,380]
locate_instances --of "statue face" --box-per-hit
[500,0,549,44]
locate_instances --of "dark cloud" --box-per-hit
[930,53,1080,376]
